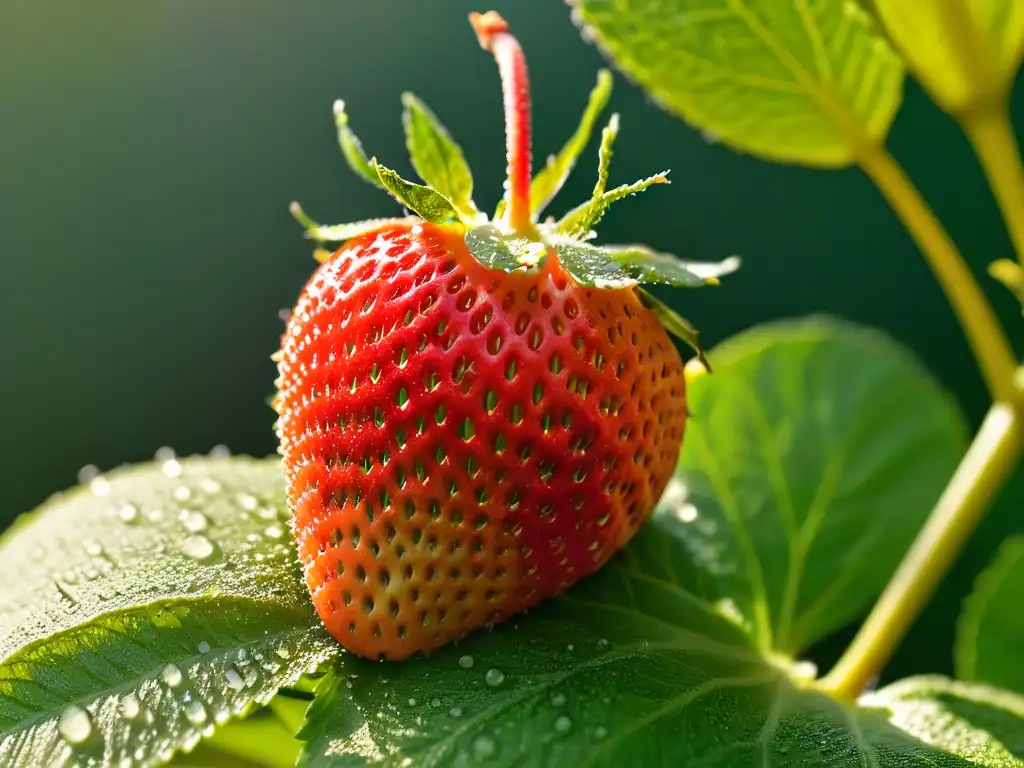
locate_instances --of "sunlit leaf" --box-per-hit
[664,316,968,653]
[401,93,477,218]
[608,246,741,287]
[552,238,635,287]
[871,0,1024,111]
[637,288,708,365]
[557,172,669,236]
[570,0,906,167]
[289,202,418,244]
[464,224,540,272]
[332,100,385,189]
[0,457,336,768]
[957,536,1024,695]
[372,162,460,225]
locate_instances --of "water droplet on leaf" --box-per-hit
[162,664,183,687]
[484,668,505,687]
[57,705,92,744]
[459,655,474,669]
[554,715,572,734]
[184,700,208,725]
[181,534,218,562]
[473,735,497,759]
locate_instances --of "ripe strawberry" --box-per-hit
[275,10,737,661]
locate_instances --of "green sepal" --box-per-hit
[557,171,669,236]
[401,93,478,221]
[551,237,636,288]
[464,224,541,272]
[333,100,385,189]
[528,69,613,219]
[289,202,418,243]
[607,245,742,287]
[989,258,1024,314]
[372,161,460,224]
[637,287,709,368]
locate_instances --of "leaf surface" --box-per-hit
[663,316,967,653]
[570,0,906,166]
[957,536,1024,695]
[0,457,335,768]
[401,93,476,219]
[372,163,460,225]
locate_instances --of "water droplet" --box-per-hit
[180,510,208,533]
[594,725,607,740]
[458,655,474,669]
[473,735,497,759]
[198,641,210,654]
[119,504,139,523]
[147,508,165,523]
[236,493,258,512]
[184,699,208,725]
[162,664,183,687]
[155,446,177,462]
[449,707,463,718]
[162,458,183,478]
[209,444,231,459]
[257,506,278,520]
[224,668,246,690]
[119,694,141,720]
[90,476,111,497]
[77,465,100,484]
[553,715,572,734]
[174,486,193,502]
[201,478,222,494]
[565,644,574,652]
[275,645,291,659]
[550,692,566,707]
[181,534,218,562]
[430,698,441,708]
[57,705,92,744]
[264,524,284,539]
[484,668,505,687]
[407,698,417,706]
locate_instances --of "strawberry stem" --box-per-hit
[471,11,535,236]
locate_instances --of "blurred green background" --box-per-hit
[1,0,1021,684]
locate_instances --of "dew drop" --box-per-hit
[407,698,417,706]
[594,725,608,740]
[472,735,497,759]
[224,668,246,691]
[565,644,574,652]
[275,645,291,660]
[162,664,183,687]
[198,641,210,654]
[550,692,566,707]
[554,715,572,734]
[184,699,208,725]
[257,506,278,520]
[174,486,193,502]
[458,655,474,669]
[180,511,208,533]
[57,705,92,744]
[155,446,177,462]
[162,459,183,478]
[90,476,110,497]
[236,493,258,512]
[449,707,463,718]
[484,668,505,687]
[119,694,141,720]
[181,534,218,562]
[209,444,231,459]
[430,698,441,708]
[201,478,222,494]
[119,504,139,524]
[264,524,284,539]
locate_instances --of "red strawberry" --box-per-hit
[275,10,736,660]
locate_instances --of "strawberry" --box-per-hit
[274,10,737,661]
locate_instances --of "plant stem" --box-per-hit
[819,401,1023,700]
[961,103,1024,268]
[856,144,1018,402]
[471,10,535,235]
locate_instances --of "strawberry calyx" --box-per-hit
[288,9,739,363]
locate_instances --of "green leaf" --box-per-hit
[529,69,614,218]
[870,0,1024,111]
[401,93,477,219]
[570,0,906,167]
[0,457,336,768]
[560,113,621,238]
[957,536,1024,695]
[989,258,1024,314]
[636,288,708,366]
[863,676,1024,765]
[333,100,385,189]
[556,172,670,236]
[297,510,1020,767]
[664,316,968,653]
[372,162,460,224]
[289,202,418,244]
[551,238,636,288]
[464,224,541,272]
[608,246,741,287]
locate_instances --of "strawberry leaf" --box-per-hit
[552,238,636,288]
[957,536,1024,695]
[557,172,670,236]
[0,457,335,768]
[570,0,905,167]
[529,69,614,219]
[636,288,707,365]
[332,100,385,189]
[401,93,477,220]
[289,202,418,244]
[464,224,537,272]
[558,113,621,238]
[297,511,1023,767]
[668,316,968,654]
[372,162,460,224]
[611,246,741,287]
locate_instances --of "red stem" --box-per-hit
[471,11,534,234]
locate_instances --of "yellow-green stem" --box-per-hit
[961,103,1024,269]
[820,401,1022,700]
[857,145,1018,402]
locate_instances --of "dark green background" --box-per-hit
[1,0,1021,683]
